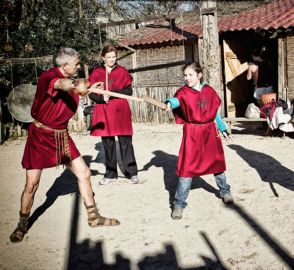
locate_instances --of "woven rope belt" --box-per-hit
[33,120,72,166]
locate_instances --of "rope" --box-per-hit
[170,18,173,46]
[34,60,38,84]
[10,61,14,100]
[181,12,184,46]
[105,64,109,104]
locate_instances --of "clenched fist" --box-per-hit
[73,79,91,96]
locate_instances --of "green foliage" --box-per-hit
[2,1,104,60]
[0,0,106,96]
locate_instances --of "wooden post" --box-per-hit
[78,0,83,19]
[84,64,91,106]
[200,1,224,115]
[278,36,288,100]
[132,51,137,86]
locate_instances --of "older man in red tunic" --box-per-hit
[10,48,119,243]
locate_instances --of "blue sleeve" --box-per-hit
[215,112,227,132]
[164,97,180,109]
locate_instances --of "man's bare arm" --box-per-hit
[54,78,75,92]
[247,63,258,81]
[54,78,91,96]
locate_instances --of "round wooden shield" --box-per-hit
[7,84,36,123]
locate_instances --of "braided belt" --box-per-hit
[33,120,72,166]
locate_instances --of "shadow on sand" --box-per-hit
[228,144,294,197]
[26,153,294,269]
[65,192,294,269]
[66,191,229,270]
[142,150,221,207]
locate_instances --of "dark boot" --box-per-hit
[10,211,30,243]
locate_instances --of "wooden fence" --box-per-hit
[1,85,180,142]
[130,86,178,123]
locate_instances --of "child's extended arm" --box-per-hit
[165,97,180,111]
[215,112,232,142]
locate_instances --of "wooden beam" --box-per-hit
[115,42,136,52]
[225,57,238,77]
[0,55,53,65]
[90,88,167,110]
[96,10,198,28]
[200,7,216,16]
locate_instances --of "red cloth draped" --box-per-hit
[89,65,133,136]
[22,67,80,169]
[173,84,226,177]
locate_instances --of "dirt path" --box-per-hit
[0,123,293,270]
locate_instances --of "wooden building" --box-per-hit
[110,0,293,122]
[113,16,201,123]
[218,0,294,117]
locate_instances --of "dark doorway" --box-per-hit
[221,30,278,117]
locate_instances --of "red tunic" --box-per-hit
[89,65,133,136]
[22,67,80,169]
[173,84,226,177]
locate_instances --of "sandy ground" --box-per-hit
[0,123,293,270]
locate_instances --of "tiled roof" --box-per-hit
[115,0,293,47]
[116,23,201,47]
[219,0,294,32]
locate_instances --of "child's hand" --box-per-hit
[222,130,233,143]
[165,102,171,112]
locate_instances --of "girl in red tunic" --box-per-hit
[89,45,140,184]
[165,62,234,220]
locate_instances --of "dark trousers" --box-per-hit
[102,135,138,179]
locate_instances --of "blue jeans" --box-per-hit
[173,172,231,209]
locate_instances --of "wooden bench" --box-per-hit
[223,117,294,135]
[223,117,267,133]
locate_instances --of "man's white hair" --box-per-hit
[55,48,80,66]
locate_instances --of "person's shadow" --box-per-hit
[142,150,221,208]
[28,155,97,230]
[228,144,294,196]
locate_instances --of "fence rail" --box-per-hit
[130,86,178,123]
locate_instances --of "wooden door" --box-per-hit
[279,34,294,101]
[223,40,251,117]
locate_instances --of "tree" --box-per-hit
[0,0,108,91]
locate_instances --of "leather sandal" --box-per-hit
[85,204,120,227]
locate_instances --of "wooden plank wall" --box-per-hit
[286,33,294,100]
[118,44,186,87]
[131,86,178,123]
